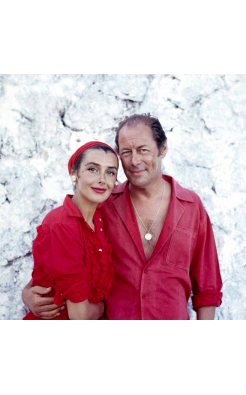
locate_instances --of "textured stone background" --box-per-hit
[0,74,245,320]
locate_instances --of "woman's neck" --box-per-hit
[72,194,97,224]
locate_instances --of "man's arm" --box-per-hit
[22,280,64,319]
[190,209,223,316]
[196,306,215,320]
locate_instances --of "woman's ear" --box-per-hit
[70,169,77,183]
[70,175,77,182]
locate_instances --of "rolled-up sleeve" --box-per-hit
[190,211,223,310]
[32,224,89,306]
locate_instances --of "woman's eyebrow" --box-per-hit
[84,162,100,166]
[108,166,118,171]
[84,162,117,171]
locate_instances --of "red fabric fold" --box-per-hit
[24,196,114,319]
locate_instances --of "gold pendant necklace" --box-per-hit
[130,181,165,241]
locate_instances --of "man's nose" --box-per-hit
[131,151,141,166]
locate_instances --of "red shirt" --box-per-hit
[23,195,114,320]
[100,175,223,320]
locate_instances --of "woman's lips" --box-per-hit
[91,187,107,194]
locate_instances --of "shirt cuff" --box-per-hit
[54,281,90,306]
[192,291,223,310]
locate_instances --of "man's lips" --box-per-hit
[129,169,145,175]
[91,187,107,194]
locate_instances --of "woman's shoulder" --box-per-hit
[42,205,66,227]
[40,201,79,234]
[35,208,82,245]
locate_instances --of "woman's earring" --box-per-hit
[71,175,77,182]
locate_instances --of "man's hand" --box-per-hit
[22,280,64,319]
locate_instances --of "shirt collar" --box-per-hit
[112,175,194,203]
[63,195,84,218]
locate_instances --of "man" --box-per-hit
[22,114,222,319]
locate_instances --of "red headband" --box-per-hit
[68,141,118,174]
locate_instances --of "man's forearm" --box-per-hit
[196,306,216,320]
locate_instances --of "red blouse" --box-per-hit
[23,195,114,320]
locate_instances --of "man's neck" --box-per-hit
[129,176,165,201]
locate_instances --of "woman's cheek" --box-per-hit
[108,178,116,190]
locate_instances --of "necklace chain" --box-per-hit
[130,181,165,240]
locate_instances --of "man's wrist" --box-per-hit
[196,306,216,320]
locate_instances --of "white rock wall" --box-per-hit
[0,74,245,320]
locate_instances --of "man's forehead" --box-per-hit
[118,124,156,147]
[119,135,152,145]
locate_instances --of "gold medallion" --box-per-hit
[145,233,152,241]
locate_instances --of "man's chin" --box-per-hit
[128,176,148,187]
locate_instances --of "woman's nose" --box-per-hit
[98,174,106,184]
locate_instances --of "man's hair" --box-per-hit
[115,113,167,153]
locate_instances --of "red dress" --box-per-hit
[23,195,114,320]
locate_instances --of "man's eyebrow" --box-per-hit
[121,144,148,150]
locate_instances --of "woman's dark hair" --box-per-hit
[115,113,167,154]
[72,144,118,172]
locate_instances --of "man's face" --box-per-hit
[118,123,167,188]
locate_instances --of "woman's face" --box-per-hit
[72,148,118,204]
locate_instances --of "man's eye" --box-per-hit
[121,151,130,156]
[140,149,148,153]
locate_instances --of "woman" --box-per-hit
[23,141,118,320]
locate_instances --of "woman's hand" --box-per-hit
[22,280,64,319]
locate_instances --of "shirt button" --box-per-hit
[100,228,103,231]
[99,218,102,221]
[142,295,147,299]
[144,270,148,274]
[99,249,102,252]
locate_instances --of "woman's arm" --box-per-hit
[66,299,104,320]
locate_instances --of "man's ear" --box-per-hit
[159,142,168,158]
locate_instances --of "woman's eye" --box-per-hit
[88,168,97,172]
[107,171,116,176]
